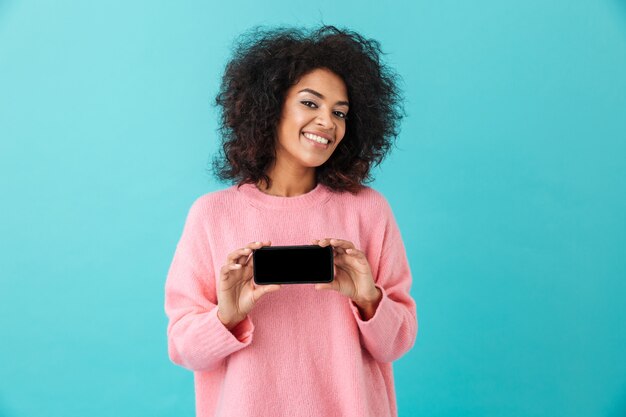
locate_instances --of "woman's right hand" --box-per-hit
[217,240,281,330]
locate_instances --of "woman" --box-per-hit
[165,25,417,417]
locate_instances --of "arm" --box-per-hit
[349,199,418,363]
[164,198,254,372]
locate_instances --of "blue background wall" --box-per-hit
[1,1,625,416]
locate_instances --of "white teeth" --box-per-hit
[303,133,329,144]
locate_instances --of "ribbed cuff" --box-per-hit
[203,306,255,357]
[349,284,397,333]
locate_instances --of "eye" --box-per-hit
[301,100,348,120]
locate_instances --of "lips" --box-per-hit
[302,133,330,149]
[302,130,333,143]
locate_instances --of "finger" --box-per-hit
[240,241,266,264]
[333,254,348,265]
[313,239,338,255]
[312,239,325,246]
[334,253,364,270]
[246,240,271,266]
[220,263,242,281]
[313,239,340,256]
[241,241,271,264]
[333,258,351,273]
[227,248,253,265]
[237,250,254,266]
[229,241,271,265]
[328,238,356,250]
[345,248,368,265]
[320,238,356,256]
[245,240,271,249]
[316,238,345,255]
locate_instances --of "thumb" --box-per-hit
[252,284,281,301]
[315,283,334,291]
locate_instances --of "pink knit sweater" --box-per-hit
[164,182,417,417]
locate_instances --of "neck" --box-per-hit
[258,162,317,197]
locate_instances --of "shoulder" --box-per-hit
[332,185,392,220]
[186,185,241,216]
[330,184,393,213]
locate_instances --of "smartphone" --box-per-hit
[253,245,334,285]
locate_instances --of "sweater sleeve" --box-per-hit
[348,198,418,363]
[164,198,254,372]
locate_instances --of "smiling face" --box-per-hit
[274,67,350,170]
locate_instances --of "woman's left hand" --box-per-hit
[311,238,382,309]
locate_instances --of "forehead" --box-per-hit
[288,68,348,100]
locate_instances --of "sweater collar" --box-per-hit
[236,182,333,210]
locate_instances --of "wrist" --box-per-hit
[217,309,244,331]
[353,287,382,321]
[353,286,382,308]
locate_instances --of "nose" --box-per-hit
[315,111,334,129]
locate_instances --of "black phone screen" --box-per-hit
[253,245,334,285]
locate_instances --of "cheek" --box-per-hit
[277,111,301,139]
[336,121,347,141]
[285,105,308,123]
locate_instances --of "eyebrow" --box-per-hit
[298,88,350,107]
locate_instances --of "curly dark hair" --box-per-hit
[210,25,405,194]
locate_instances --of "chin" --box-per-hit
[300,156,331,168]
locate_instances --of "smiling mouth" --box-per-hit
[301,134,331,149]
[302,132,332,145]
